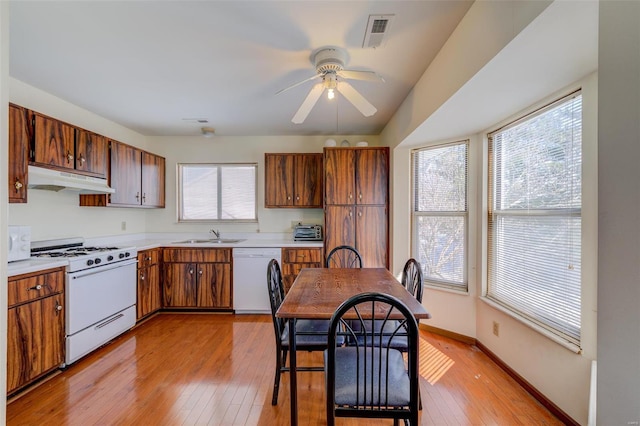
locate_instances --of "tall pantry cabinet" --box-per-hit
[323,147,389,268]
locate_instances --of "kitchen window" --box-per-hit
[411,141,468,291]
[487,91,582,347]
[178,163,257,222]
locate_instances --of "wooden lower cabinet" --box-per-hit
[7,267,65,395]
[137,248,161,320]
[162,248,232,309]
[281,247,323,292]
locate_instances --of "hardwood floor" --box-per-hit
[7,314,563,425]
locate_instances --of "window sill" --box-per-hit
[424,284,469,296]
[479,296,582,354]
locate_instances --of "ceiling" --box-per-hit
[8,1,473,137]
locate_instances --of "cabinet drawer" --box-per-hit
[282,263,322,276]
[162,248,231,263]
[138,248,160,268]
[8,268,65,307]
[282,248,323,264]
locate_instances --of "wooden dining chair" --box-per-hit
[325,245,363,268]
[325,292,420,425]
[267,258,338,405]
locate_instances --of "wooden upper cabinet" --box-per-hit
[142,151,165,208]
[31,112,107,179]
[295,154,323,207]
[325,147,388,206]
[75,129,107,177]
[32,113,76,171]
[80,140,165,208]
[265,153,322,208]
[109,140,143,206]
[265,154,294,207]
[324,148,356,205]
[8,104,29,203]
[356,148,389,205]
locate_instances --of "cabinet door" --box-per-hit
[356,148,389,205]
[137,264,160,319]
[294,154,323,207]
[324,205,356,260]
[75,129,107,178]
[356,206,388,268]
[141,151,165,207]
[324,148,356,205]
[7,296,64,394]
[265,154,294,207]
[197,263,232,308]
[109,140,142,206]
[8,104,29,203]
[163,263,197,307]
[32,114,76,171]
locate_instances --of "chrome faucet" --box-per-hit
[210,229,221,239]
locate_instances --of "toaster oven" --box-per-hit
[293,224,323,241]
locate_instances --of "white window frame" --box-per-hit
[486,90,582,348]
[411,140,469,292]
[177,163,258,223]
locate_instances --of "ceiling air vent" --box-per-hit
[362,14,394,49]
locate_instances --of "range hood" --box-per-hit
[27,165,115,194]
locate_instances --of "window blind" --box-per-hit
[178,163,257,222]
[488,92,582,346]
[412,141,468,290]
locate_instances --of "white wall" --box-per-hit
[1,1,10,422]
[597,1,640,423]
[7,77,380,240]
[381,1,599,424]
[144,134,379,236]
[8,78,151,240]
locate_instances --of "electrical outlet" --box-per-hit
[492,321,500,337]
[121,221,127,231]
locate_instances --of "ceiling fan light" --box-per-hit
[201,127,216,137]
[327,88,335,100]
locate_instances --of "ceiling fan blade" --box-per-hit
[336,81,377,117]
[276,73,322,95]
[292,83,325,124]
[338,70,385,83]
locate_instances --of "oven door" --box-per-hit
[66,259,137,336]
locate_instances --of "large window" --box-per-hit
[412,141,468,291]
[488,91,582,347]
[178,163,257,222]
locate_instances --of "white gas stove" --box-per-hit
[31,237,138,366]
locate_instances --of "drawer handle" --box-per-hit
[297,255,306,258]
[66,150,74,164]
[28,284,43,291]
[95,313,124,329]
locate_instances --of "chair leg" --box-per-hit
[271,348,283,405]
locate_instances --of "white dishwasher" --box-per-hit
[233,247,281,314]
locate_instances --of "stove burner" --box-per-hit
[33,246,121,258]
[33,251,89,258]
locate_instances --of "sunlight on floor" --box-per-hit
[418,336,454,385]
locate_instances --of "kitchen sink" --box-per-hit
[173,238,246,244]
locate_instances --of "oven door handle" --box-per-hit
[69,259,138,279]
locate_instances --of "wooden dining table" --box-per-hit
[276,267,431,426]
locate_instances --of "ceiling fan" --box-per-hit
[277,47,384,124]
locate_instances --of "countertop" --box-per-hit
[7,233,323,277]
